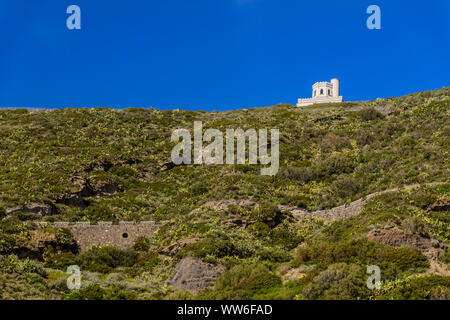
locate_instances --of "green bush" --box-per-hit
[248,203,281,222]
[63,284,106,300]
[295,238,429,273]
[378,275,450,300]
[133,251,161,273]
[83,203,116,222]
[382,247,429,271]
[133,236,151,252]
[356,108,384,121]
[438,250,450,267]
[75,246,138,273]
[248,222,271,238]
[295,239,388,269]
[277,167,315,183]
[269,229,302,250]
[299,263,370,300]
[255,246,291,263]
[0,254,45,276]
[0,207,6,219]
[43,250,76,270]
[211,264,282,299]
[180,238,240,259]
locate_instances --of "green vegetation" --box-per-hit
[0,88,449,299]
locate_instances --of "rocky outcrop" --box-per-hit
[168,257,224,293]
[430,199,450,212]
[367,227,445,260]
[8,226,78,260]
[279,197,366,221]
[6,203,57,217]
[159,161,186,173]
[191,199,258,213]
[160,238,201,256]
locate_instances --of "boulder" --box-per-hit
[168,257,224,293]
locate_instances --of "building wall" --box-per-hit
[35,221,161,252]
[297,96,343,107]
[298,78,343,107]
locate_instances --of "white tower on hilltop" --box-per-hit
[331,78,340,98]
[297,78,343,107]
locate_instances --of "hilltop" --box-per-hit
[0,87,449,299]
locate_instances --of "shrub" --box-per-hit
[329,175,361,199]
[255,246,291,263]
[248,222,271,238]
[438,250,450,267]
[83,203,116,222]
[55,228,76,247]
[378,275,450,300]
[316,153,356,177]
[269,229,302,250]
[295,239,388,269]
[300,263,370,300]
[43,250,76,270]
[212,264,282,299]
[190,182,209,196]
[295,239,429,274]
[277,167,315,183]
[0,254,45,276]
[63,284,106,300]
[104,285,136,300]
[320,133,351,152]
[356,108,384,121]
[180,238,240,259]
[382,247,429,271]
[133,236,151,252]
[74,246,138,273]
[248,203,281,222]
[134,251,161,272]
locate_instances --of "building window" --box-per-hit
[328,89,331,96]
[314,90,316,97]
[320,89,323,95]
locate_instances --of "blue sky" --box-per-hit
[0,0,449,110]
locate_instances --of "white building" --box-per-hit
[297,78,343,107]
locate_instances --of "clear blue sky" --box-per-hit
[0,0,449,110]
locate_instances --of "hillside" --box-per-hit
[0,87,449,300]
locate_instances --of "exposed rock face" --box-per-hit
[6,203,56,217]
[56,175,95,208]
[168,257,224,293]
[159,161,185,172]
[430,199,450,212]
[190,199,258,214]
[161,238,201,256]
[8,226,78,260]
[367,227,445,260]
[279,197,366,221]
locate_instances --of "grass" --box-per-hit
[0,87,449,300]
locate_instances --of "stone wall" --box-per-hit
[35,221,161,252]
[297,96,343,107]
